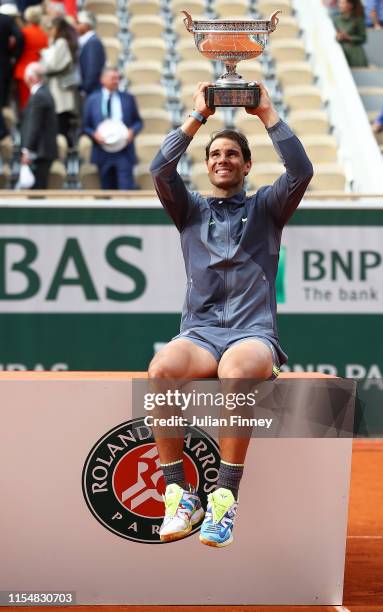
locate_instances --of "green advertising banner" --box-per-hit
[0,201,382,380]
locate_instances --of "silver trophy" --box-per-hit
[182,10,281,108]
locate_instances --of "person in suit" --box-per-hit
[76,10,105,97]
[14,5,48,112]
[82,66,143,189]
[21,61,58,189]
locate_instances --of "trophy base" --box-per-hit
[205,83,260,109]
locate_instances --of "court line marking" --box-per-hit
[348,535,383,539]
[334,606,351,611]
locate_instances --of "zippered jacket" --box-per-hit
[150,120,313,364]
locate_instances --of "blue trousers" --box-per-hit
[98,159,136,190]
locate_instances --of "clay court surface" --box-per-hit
[6,436,382,612]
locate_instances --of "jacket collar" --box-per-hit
[207,189,247,207]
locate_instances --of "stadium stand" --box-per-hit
[2,0,382,192]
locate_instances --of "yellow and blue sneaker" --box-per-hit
[199,487,238,547]
[159,483,204,542]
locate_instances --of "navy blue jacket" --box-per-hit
[150,121,313,364]
[83,89,143,165]
[79,34,105,95]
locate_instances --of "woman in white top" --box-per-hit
[41,16,78,145]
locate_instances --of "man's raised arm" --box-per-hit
[150,82,214,231]
[246,83,314,227]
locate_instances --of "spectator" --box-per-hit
[40,16,78,145]
[0,9,23,138]
[20,62,58,188]
[14,5,48,112]
[75,11,105,97]
[83,66,143,189]
[333,0,368,67]
[364,0,383,28]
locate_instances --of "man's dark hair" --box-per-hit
[205,129,251,163]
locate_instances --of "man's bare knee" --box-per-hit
[148,359,177,379]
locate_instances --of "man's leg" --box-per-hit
[98,162,117,189]
[200,340,273,547]
[149,338,217,542]
[116,159,136,189]
[148,338,218,465]
[32,160,52,189]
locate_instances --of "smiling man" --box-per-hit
[149,81,313,547]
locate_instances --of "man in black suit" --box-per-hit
[21,62,58,189]
[0,11,23,138]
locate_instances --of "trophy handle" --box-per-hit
[269,10,282,32]
[181,10,194,33]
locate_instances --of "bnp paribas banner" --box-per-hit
[0,201,381,378]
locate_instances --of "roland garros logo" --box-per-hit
[82,418,220,543]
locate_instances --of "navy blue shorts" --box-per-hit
[172,326,281,379]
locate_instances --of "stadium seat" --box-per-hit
[140,109,172,134]
[0,163,10,188]
[84,0,117,14]
[171,0,205,16]
[358,86,383,112]
[352,67,383,87]
[236,60,263,83]
[180,84,198,109]
[195,112,226,135]
[269,38,306,62]
[247,162,284,189]
[102,37,122,65]
[96,15,119,37]
[130,38,167,61]
[47,161,67,189]
[129,15,165,38]
[57,134,68,161]
[78,134,93,163]
[0,135,13,162]
[215,0,249,17]
[176,39,203,61]
[190,162,213,190]
[271,15,300,39]
[234,110,267,135]
[134,163,154,189]
[288,109,330,135]
[176,60,214,86]
[136,134,167,162]
[2,107,16,131]
[284,85,324,110]
[125,60,163,85]
[248,135,281,162]
[187,136,210,162]
[129,84,167,108]
[128,0,161,16]
[301,135,338,163]
[257,0,293,17]
[309,163,346,191]
[276,61,315,87]
[79,163,101,189]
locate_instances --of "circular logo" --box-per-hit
[82,418,220,543]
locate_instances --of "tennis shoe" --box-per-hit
[199,487,238,547]
[159,483,204,542]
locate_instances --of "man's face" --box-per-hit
[206,137,252,191]
[101,70,120,91]
[76,21,88,35]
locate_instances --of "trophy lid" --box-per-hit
[182,10,281,34]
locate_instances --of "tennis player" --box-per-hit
[149,82,313,546]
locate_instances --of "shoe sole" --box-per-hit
[199,534,234,548]
[160,508,205,543]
